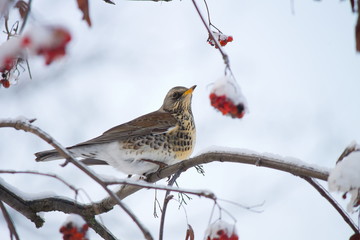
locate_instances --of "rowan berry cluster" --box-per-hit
[59,222,89,240]
[204,220,239,240]
[209,76,247,119]
[0,26,71,88]
[207,32,233,48]
[210,93,245,119]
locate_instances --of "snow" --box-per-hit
[0,1,11,18]
[0,176,74,203]
[328,145,360,212]
[62,214,86,229]
[210,76,248,110]
[203,220,238,240]
[0,37,24,63]
[1,0,359,239]
[0,116,35,124]
[23,25,61,50]
[195,146,330,174]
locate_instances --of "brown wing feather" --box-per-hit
[73,111,177,147]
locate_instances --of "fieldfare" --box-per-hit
[35,85,196,175]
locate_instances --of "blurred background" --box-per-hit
[0,0,359,239]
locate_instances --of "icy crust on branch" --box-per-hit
[195,146,330,173]
[0,176,74,203]
[204,220,239,240]
[0,116,34,123]
[328,142,360,212]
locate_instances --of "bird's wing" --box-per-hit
[72,111,177,147]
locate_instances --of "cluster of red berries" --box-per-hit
[0,57,18,88]
[210,93,245,119]
[206,229,239,240]
[0,26,71,88]
[22,27,71,65]
[59,223,89,240]
[207,32,233,48]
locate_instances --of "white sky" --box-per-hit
[1,0,360,239]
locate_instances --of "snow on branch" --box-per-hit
[0,117,339,239]
[0,117,153,240]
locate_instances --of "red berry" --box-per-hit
[219,40,227,46]
[227,36,233,42]
[209,93,245,118]
[1,79,10,88]
[21,36,32,47]
[1,57,16,72]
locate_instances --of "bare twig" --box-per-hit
[191,0,229,66]
[0,201,20,240]
[159,171,182,240]
[105,178,216,200]
[19,0,32,34]
[0,170,78,193]
[301,176,360,235]
[84,216,118,240]
[103,0,116,4]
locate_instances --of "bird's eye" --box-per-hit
[172,92,181,99]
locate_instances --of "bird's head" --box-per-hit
[160,85,196,114]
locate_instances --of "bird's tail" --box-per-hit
[35,149,63,162]
[35,149,109,166]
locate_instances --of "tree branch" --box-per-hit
[159,171,182,240]
[0,179,118,239]
[0,118,153,240]
[301,176,360,235]
[0,118,337,238]
[0,170,79,193]
[98,150,328,208]
[191,0,229,66]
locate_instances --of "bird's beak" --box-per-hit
[183,85,197,96]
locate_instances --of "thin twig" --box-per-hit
[159,171,182,240]
[203,0,222,33]
[84,216,118,240]
[191,0,229,66]
[105,178,216,200]
[0,170,78,193]
[19,0,32,34]
[0,201,20,240]
[88,150,329,215]
[301,176,360,234]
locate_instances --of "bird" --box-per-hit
[35,85,196,175]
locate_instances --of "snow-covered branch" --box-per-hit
[1,117,348,239]
[88,148,329,214]
[0,180,115,239]
[0,118,153,240]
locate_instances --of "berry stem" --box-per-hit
[19,0,32,34]
[191,0,230,67]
